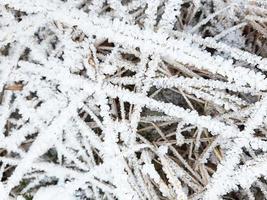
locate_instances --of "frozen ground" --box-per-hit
[1,0,267,199]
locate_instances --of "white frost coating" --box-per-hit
[157,145,168,156]
[33,186,75,200]
[158,0,183,32]
[0,0,267,200]
[142,163,161,183]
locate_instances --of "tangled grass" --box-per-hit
[1,0,267,199]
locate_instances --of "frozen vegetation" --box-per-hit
[1,0,267,199]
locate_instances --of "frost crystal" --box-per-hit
[1,0,267,199]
